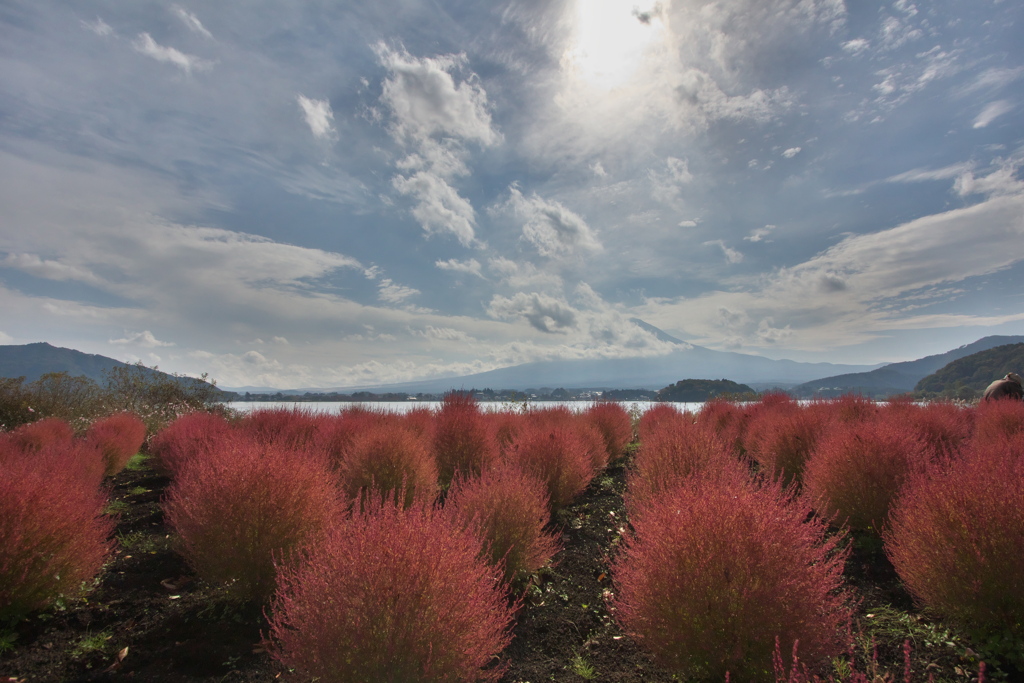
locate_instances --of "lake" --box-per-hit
[223,400,708,415]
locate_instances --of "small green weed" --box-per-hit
[117,530,161,554]
[70,629,112,658]
[123,453,150,471]
[570,653,597,679]
[104,499,130,515]
[127,485,150,496]
[0,628,17,654]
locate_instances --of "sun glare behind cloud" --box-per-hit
[562,0,663,91]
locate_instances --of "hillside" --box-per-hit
[790,335,1024,398]
[914,342,1024,399]
[0,342,224,395]
[656,379,755,402]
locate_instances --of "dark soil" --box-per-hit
[1,456,1010,683]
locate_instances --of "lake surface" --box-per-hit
[223,400,708,415]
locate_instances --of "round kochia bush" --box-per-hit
[267,497,515,683]
[885,442,1024,666]
[432,392,498,487]
[507,419,597,511]
[338,421,439,508]
[163,439,342,603]
[149,410,234,478]
[585,401,633,464]
[1,457,114,621]
[803,414,932,533]
[611,476,852,681]
[86,412,148,476]
[445,464,560,586]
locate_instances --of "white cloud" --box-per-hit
[505,187,602,258]
[703,239,744,264]
[392,170,478,246]
[841,38,870,55]
[377,278,420,305]
[132,33,211,74]
[782,147,801,158]
[435,258,483,278]
[2,253,102,284]
[411,325,475,342]
[744,224,776,242]
[81,17,113,37]
[972,100,1013,129]
[297,95,337,140]
[172,6,213,39]
[887,162,973,183]
[109,330,175,347]
[376,44,500,148]
[954,162,1024,198]
[487,292,578,333]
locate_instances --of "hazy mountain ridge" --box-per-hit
[791,335,1024,398]
[915,342,1024,398]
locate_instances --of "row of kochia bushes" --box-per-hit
[2,394,1022,681]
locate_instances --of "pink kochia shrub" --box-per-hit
[432,392,498,487]
[971,397,1024,448]
[612,476,852,681]
[507,418,597,511]
[86,412,148,476]
[445,464,560,586]
[881,400,973,458]
[267,497,515,683]
[585,402,633,464]
[885,442,1024,664]
[163,439,341,602]
[636,402,687,441]
[0,434,106,489]
[337,421,439,508]
[803,414,932,533]
[744,399,825,486]
[6,417,74,453]
[625,419,749,516]
[240,406,324,449]
[149,411,234,478]
[1,457,114,621]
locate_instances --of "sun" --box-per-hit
[562,0,664,91]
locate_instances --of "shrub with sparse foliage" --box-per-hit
[445,464,560,586]
[612,476,853,681]
[267,496,515,683]
[163,439,342,603]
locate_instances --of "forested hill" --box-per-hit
[915,343,1024,399]
[656,379,756,402]
[0,342,160,384]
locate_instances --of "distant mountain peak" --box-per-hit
[629,318,691,348]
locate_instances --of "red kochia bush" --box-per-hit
[507,420,596,511]
[1,457,114,621]
[267,497,515,683]
[585,402,633,464]
[744,400,825,486]
[338,421,439,508]
[612,476,852,681]
[803,414,932,533]
[695,399,748,457]
[86,412,148,476]
[432,393,498,487]
[625,419,749,516]
[972,396,1024,448]
[7,417,74,452]
[885,442,1024,663]
[636,402,687,441]
[239,406,324,449]
[0,436,106,489]
[163,439,341,602]
[881,400,973,458]
[445,464,560,586]
[149,410,234,478]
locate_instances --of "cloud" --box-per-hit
[132,33,211,74]
[953,162,1024,198]
[782,147,801,158]
[297,95,337,140]
[81,17,113,37]
[487,292,578,333]
[435,258,483,278]
[392,170,478,246]
[376,44,500,148]
[378,278,420,304]
[2,253,102,284]
[505,187,602,258]
[744,224,776,242]
[972,100,1013,129]
[887,162,974,184]
[841,38,870,55]
[109,330,175,347]
[703,239,744,264]
[411,325,475,342]
[172,6,213,39]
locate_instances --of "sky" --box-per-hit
[1,0,1023,390]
